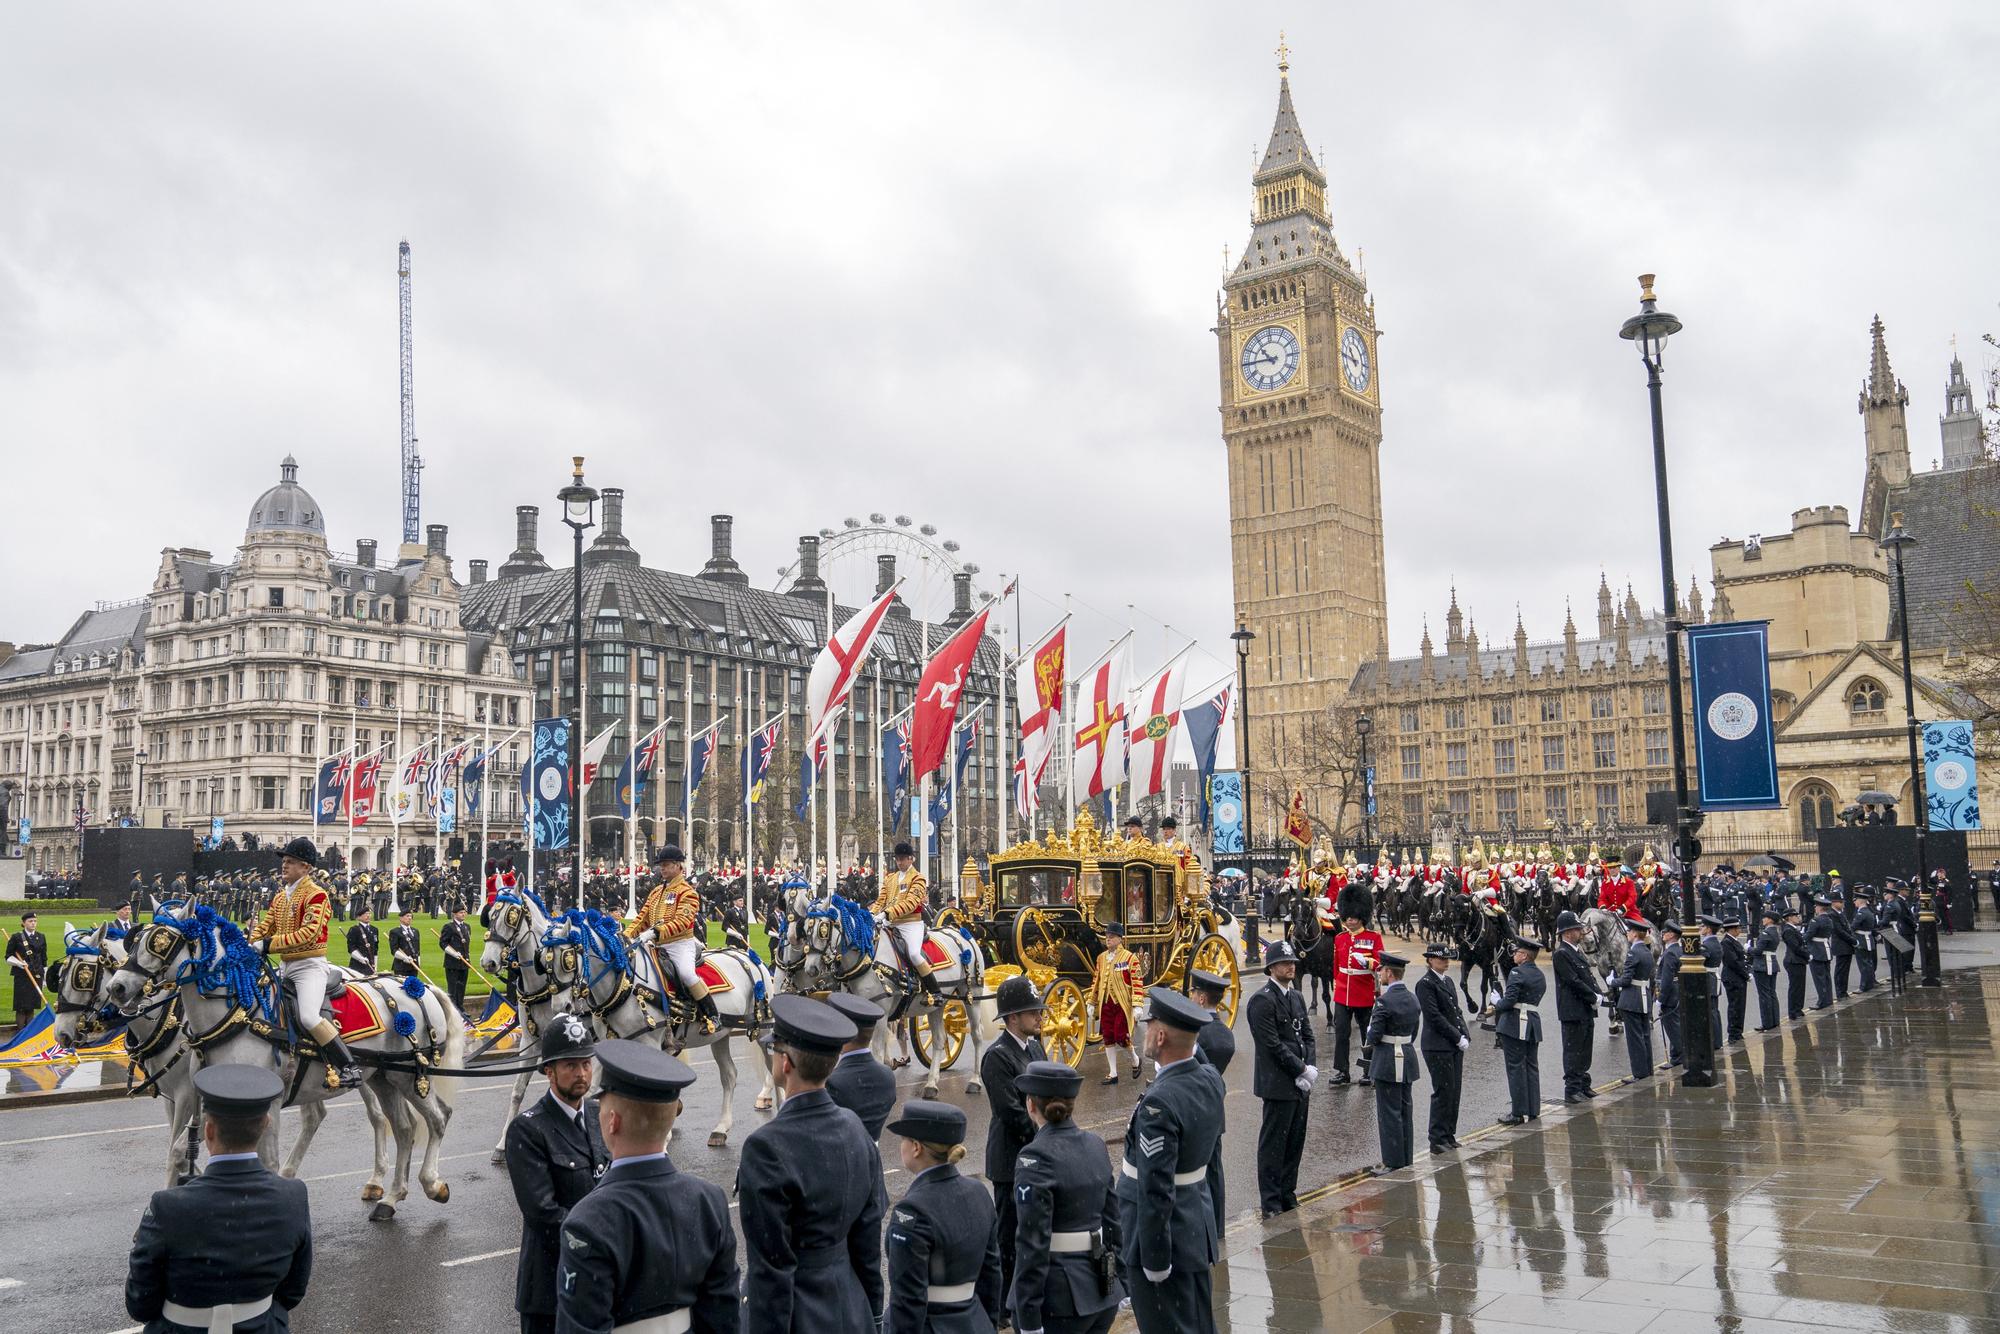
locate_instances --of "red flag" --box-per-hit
[909,609,989,781]
[350,754,383,826]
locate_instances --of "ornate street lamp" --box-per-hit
[558,457,598,870]
[1355,712,1375,850]
[1231,624,1257,870]
[1619,274,1714,1087]
[1880,511,1940,985]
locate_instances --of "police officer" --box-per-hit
[1607,917,1656,1079]
[1492,935,1546,1125]
[884,1099,1003,1333]
[1719,916,1751,1043]
[1852,888,1880,992]
[1011,1060,1124,1334]
[980,975,1048,1299]
[1805,895,1838,1009]
[1881,881,1916,990]
[1365,950,1422,1173]
[1245,939,1314,1217]
[825,994,898,1141]
[440,906,473,1014]
[1117,987,1225,1334]
[738,993,884,1333]
[124,1065,312,1333]
[389,909,422,980]
[1751,907,1783,1031]
[554,1040,740,1333]
[505,1015,609,1334]
[1655,922,1683,1046]
[1552,911,1600,1103]
[1781,904,1811,1018]
[1415,943,1468,1154]
[346,903,379,972]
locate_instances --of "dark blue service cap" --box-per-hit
[767,993,857,1054]
[1189,969,1230,996]
[885,1098,967,1144]
[595,1038,696,1102]
[1623,917,1652,933]
[193,1063,284,1116]
[1016,1059,1084,1099]
[1660,921,1683,934]
[1722,916,1744,929]
[1813,895,1833,907]
[1376,950,1408,968]
[1853,887,1874,899]
[826,993,884,1030]
[652,845,686,864]
[1143,985,1214,1033]
[1697,914,1723,928]
[1510,935,1543,954]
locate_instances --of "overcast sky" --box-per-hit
[4,3,1996,697]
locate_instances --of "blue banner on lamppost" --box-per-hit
[1210,771,1245,855]
[1686,621,1780,811]
[1922,720,1982,830]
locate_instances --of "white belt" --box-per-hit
[1380,1034,1411,1044]
[162,1296,273,1333]
[1050,1229,1099,1253]
[615,1310,691,1334]
[1633,980,1652,1004]
[927,1282,976,1303]
[1122,1160,1205,1186]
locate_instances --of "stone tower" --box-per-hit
[1858,315,1911,538]
[1940,345,1987,471]
[1218,40,1387,782]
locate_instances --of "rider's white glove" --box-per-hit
[252,939,268,954]
[638,928,657,944]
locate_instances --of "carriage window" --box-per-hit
[995,867,1073,908]
[1124,867,1150,926]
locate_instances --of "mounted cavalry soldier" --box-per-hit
[505,1015,608,1334]
[626,845,718,1035]
[874,842,939,1001]
[246,837,361,1090]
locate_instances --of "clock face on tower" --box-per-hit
[1240,325,1302,392]
[1340,327,1372,392]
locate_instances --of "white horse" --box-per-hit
[1577,906,1631,1034]
[105,897,464,1218]
[477,887,573,1164]
[779,887,990,1098]
[539,909,776,1147]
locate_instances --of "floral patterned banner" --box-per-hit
[1922,720,1981,831]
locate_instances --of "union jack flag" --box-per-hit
[745,715,783,804]
[619,727,665,818]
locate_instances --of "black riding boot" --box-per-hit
[918,969,941,999]
[324,1035,364,1090]
[698,995,720,1034]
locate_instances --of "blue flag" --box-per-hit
[313,751,351,824]
[1687,622,1780,811]
[883,721,911,828]
[795,735,825,820]
[1182,684,1230,827]
[930,721,979,828]
[528,717,572,849]
[684,728,718,816]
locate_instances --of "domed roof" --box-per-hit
[247,455,326,537]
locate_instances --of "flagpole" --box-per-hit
[872,670,884,881]
[346,707,358,882]
[313,707,324,851]
[681,653,693,852]
[917,558,932,883]
[390,702,403,912]
[626,664,639,918]
[479,714,491,907]
[824,584,836,898]
[433,689,445,882]
[950,718,961,890]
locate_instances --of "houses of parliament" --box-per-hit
[1223,49,1999,864]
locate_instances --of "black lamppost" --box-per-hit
[1355,713,1375,851]
[1619,274,1714,1088]
[1231,624,1256,870]
[558,457,598,872]
[1880,511,1940,985]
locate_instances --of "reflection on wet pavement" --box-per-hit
[1127,963,2000,1332]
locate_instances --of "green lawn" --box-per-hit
[42,910,773,1003]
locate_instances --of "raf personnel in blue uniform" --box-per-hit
[1364,950,1422,1172]
[981,975,1049,1301]
[505,1016,610,1334]
[1781,905,1811,1017]
[1491,936,1546,1125]
[738,994,885,1334]
[125,1064,313,1334]
[1751,907,1783,1031]
[1805,896,1838,1009]
[1657,923,1684,1066]
[553,1040,740,1334]
[1694,916,1726,1048]
[1719,917,1751,1043]
[826,995,899,1140]
[1245,941,1314,1218]
[1010,1060,1125,1334]
[1117,987,1225,1334]
[1415,943,1468,1154]
[1607,917,1656,1079]
[883,1099,1003,1334]
[1851,888,1881,992]
[1187,969,1234,1232]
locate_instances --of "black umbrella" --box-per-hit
[1856,791,1897,806]
[1767,853,1797,872]
[1743,854,1779,870]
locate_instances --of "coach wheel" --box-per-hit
[1041,978,1088,1068]
[911,998,969,1071]
[1191,932,1242,1026]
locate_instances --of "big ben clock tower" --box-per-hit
[1218,39,1388,798]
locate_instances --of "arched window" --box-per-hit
[1797,781,1837,839]
[1848,679,1887,716]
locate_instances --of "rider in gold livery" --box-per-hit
[247,837,362,1090]
[874,841,939,999]
[624,846,717,1034]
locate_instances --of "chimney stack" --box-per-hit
[878,555,911,618]
[586,486,640,567]
[469,559,489,585]
[356,539,377,569]
[698,514,747,585]
[499,505,551,580]
[945,571,974,625]
[426,523,448,557]
[788,535,827,600]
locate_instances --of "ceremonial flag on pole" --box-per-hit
[618,725,665,819]
[429,741,471,819]
[1071,636,1131,807]
[911,609,990,780]
[1182,682,1231,827]
[745,715,782,803]
[806,585,901,745]
[528,717,573,850]
[930,719,980,827]
[314,749,353,822]
[1125,650,1192,799]
[351,753,384,826]
[389,742,434,825]
[683,723,721,812]
[578,724,621,790]
[1015,618,1067,816]
[884,719,912,827]
[795,732,828,820]
[460,741,501,818]
[1283,787,1313,849]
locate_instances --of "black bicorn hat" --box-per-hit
[994,975,1046,1018]
[885,1098,967,1144]
[594,1038,696,1102]
[539,1011,597,1066]
[279,837,319,867]
[767,993,857,1054]
[193,1063,284,1117]
[1143,985,1213,1033]
[826,993,884,1031]
[1016,1059,1085,1099]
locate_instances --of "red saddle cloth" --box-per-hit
[667,960,732,995]
[327,986,387,1041]
[921,937,953,968]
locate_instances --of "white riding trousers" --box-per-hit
[892,920,925,962]
[283,957,331,1019]
[661,936,701,991]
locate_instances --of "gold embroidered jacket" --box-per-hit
[627,875,700,943]
[873,869,928,923]
[248,880,332,961]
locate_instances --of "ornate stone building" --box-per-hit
[1220,48,1389,804]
